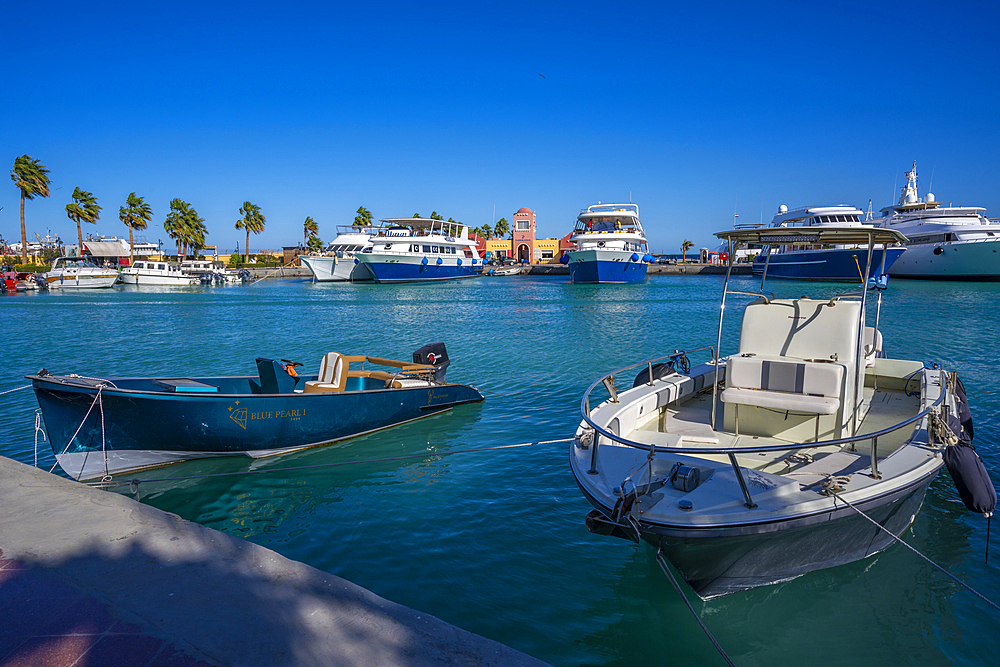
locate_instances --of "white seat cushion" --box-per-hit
[721,387,840,414]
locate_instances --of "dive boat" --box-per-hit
[29,343,483,481]
[300,225,378,282]
[571,226,978,598]
[120,260,199,286]
[352,218,482,283]
[752,205,906,281]
[563,203,653,284]
[874,162,1000,280]
[43,257,119,289]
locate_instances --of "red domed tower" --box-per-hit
[512,207,537,263]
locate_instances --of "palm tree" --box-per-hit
[681,239,694,263]
[164,199,205,260]
[306,235,324,252]
[119,193,153,265]
[353,206,373,229]
[235,201,265,266]
[430,211,443,220]
[481,223,494,239]
[10,155,51,264]
[303,216,318,249]
[65,187,102,256]
[185,216,208,258]
[494,218,509,239]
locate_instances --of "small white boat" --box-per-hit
[875,162,1000,280]
[353,218,483,283]
[43,257,119,289]
[120,260,199,286]
[301,225,377,282]
[563,203,652,284]
[572,226,977,598]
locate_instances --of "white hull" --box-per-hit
[120,272,198,285]
[45,273,119,289]
[301,255,356,282]
[888,239,1000,279]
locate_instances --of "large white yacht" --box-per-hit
[43,257,119,289]
[120,260,199,286]
[353,218,482,283]
[563,203,652,284]
[300,225,377,282]
[875,162,1000,280]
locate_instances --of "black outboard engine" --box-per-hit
[413,342,450,383]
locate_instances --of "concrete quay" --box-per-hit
[0,457,548,667]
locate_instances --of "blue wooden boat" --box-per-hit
[29,343,483,481]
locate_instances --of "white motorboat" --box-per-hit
[571,226,977,598]
[353,218,483,283]
[120,260,199,286]
[301,225,378,282]
[43,257,119,289]
[563,204,652,284]
[874,162,1000,280]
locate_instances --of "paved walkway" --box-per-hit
[0,457,548,667]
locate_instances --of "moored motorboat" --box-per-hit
[120,259,200,286]
[563,203,653,284]
[752,205,906,281]
[353,218,482,283]
[43,257,119,289]
[875,162,1000,280]
[30,343,483,481]
[571,226,980,598]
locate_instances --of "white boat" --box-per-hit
[300,225,377,282]
[875,162,1000,280]
[752,205,906,281]
[571,226,975,598]
[353,219,483,283]
[43,257,119,289]
[563,204,652,284]
[120,260,199,286]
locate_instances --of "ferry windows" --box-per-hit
[446,247,456,254]
[431,246,439,253]
[464,249,473,258]
[422,245,431,253]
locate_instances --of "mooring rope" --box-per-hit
[0,385,30,396]
[831,491,1000,612]
[33,409,46,468]
[86,437,574,491]
[655,545,737,667]
[48,386,104,474]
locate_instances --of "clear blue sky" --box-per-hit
[3,0,998,254]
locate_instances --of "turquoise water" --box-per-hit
[2,276,998,666]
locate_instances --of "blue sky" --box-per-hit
[3,0,998,254]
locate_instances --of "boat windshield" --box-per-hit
[52,257,103,269]
[376,218,468,239]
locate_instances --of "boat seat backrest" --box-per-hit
[738,299,861,367]
[317,352,347,389]
[722,356,844,416]
[864,327,883,367]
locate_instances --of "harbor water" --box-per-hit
[1,275,998,666]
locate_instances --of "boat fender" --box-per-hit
[472,258,478,265]
[354,258,359,265]
[934,247,944,255]
[642,254,655,263]
[559,254,570,264]
[943,375,995,517]
[457,258,463,266]
[436,257,443,265]
[421,257,429,266]
[630,253,640,262]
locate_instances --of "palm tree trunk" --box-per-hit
[128,226,134,266]
[245,231,250,265]
[19,191,27,265]
[77,218,84,258]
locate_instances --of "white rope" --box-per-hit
[831,491,1000,612]
[34,409,46,468]
[48,385,104,474]
[0,385,30,396]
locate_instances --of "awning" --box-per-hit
[83,241,127,257]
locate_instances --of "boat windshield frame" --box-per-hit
[377,218,468,240]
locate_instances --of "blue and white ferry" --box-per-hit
[352,218,483,283]
[564,203,653,284]
[752,204,906,281]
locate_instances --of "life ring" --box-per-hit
[597,241,606,248]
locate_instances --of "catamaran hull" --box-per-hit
[583,471,937,599]
[300,255,365,282]
[32,378,483,481]
[752,247,906,281]
[567,250,648,284]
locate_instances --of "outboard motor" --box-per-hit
[413,342,450,383]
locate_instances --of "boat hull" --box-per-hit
[119,272,198,286]
[300,255,363,282]
[567,250,648,284]
[354,254,481,283]
[44,272,119,288]
[752,247,906,281]
[887,239,1000,280]
[32,377,483,480]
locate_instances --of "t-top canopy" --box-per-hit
[715,225,907,246]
